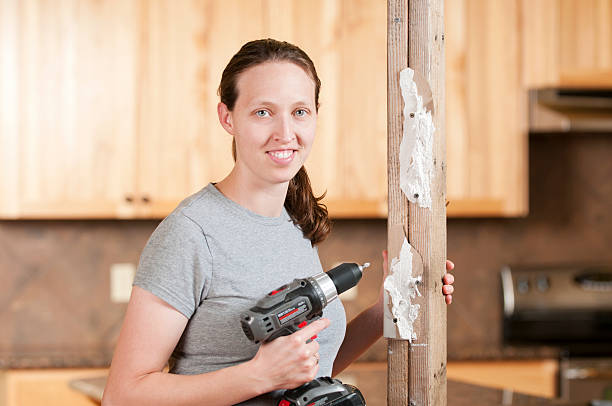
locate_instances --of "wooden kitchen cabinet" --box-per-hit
[523,0,612,88]
[0,368,107,406]
[1,0,540,219]
[445,0,529,217]
[0,0,387,219]
[0,1,265,219]
[447,359,559,399]
[0,1,141,219]
[137,0,389,218]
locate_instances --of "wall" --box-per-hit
[1,134,611,367]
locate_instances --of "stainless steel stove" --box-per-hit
[501,264,612,403]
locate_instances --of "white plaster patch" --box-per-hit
[399,68,435,208]
[384,238,422,341]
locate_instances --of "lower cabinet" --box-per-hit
[447,359,559,399]
[0,369,107,406]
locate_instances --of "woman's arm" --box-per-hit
[103,286,329,406]
[331,297,384,377]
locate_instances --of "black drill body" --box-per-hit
[240,262,369,406]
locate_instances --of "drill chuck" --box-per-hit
[327,262,369,295]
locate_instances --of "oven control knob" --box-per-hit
[574,269,612,292]
[517,277,530,294]
[536,275,550,292]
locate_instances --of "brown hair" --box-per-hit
[218,39,331,245]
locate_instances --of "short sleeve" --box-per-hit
[133,212,212,319]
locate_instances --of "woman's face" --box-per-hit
[219,61,317,187]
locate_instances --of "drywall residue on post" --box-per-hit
[384,238,422,341]
[399,67,435,208]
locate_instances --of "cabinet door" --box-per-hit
[445,0,528,216]
[135,1,266,217]
[0,0,140,218]
[2,368,107,406]
[523,0,612,88]
[260,0,388,218]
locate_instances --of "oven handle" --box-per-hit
[564,367,612,380]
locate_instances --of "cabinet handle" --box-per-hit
[125,195,134,203]
[142,195,151,204]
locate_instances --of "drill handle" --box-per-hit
[267,315,321,342]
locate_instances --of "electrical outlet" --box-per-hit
[110,263,135,303]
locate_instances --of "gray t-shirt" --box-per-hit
[133,183,346,405]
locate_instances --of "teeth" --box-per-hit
[269,150,293,159]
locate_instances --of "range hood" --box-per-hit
[529,88,612,133]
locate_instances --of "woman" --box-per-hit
[102,39,454,406]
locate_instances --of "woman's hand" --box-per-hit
[377,250,456,305]
[248,318,330,392]
[443,260,455,304]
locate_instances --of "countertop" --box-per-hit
[68,363,589,406]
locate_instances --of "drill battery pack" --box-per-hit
[278,377,366,406]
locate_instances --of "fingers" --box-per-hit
[443,260,455,305]
[443,273,454,285]
[446,259,454,271]
[292,318,330,342]
[382,250,389,277]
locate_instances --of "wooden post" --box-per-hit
[386,0,446,405]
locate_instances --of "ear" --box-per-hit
[217,102,234,135]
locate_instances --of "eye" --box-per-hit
[255,110,270,118]
[294,109,308,117]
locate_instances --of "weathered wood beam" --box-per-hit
[386,0,447,405]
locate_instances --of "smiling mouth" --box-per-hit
[266,149,297,163]
[268,150,294,159]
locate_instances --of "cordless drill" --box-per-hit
[240,262,369,406]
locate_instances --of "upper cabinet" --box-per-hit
[4,0,605,219]
[445,0,528,216]
[0,0,387,219]
[0,1,141,218]
[444,0,612,217]
[523,0,612,88]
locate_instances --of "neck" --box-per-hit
[215,167,289,217]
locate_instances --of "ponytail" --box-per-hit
[285,167,332,245]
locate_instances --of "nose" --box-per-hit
[273,114,295,143]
